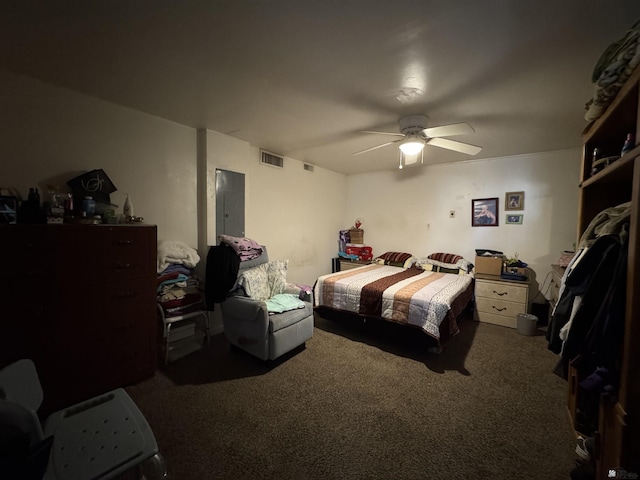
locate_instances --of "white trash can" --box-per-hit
[516,313,538,336]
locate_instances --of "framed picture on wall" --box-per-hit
[505,191,524,210]
[506,214,523,225]
[472,197,499,227]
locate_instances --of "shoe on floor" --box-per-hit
[576,436,595,461]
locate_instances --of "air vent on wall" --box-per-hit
[260,149,284,168]
[303,163,314,172]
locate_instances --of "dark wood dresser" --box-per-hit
[0,224,157,415]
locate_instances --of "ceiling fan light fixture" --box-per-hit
[398,136,425,155]
[399,148,424,170]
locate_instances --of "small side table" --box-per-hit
[549,264,565,314]
[474,273,530,328]
[157,305,210,365]
[337,258,372,271]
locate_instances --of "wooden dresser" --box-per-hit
[473,273,530,328]
[0,224,157,415]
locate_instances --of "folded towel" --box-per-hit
[157,241,200,273]
[265,293,306,314]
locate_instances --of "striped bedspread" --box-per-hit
[314,264,473,340]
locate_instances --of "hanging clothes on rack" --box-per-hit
[547,202,630,436]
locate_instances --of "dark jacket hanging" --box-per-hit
[548,231,628,381]
[205,244,240,309]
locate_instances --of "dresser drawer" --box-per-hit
[100,227,154,271]
[0,227,61,288]
[476,280,528,304]
[339,260,371,271]
[476,297,527,317]
[58,225,155,283]
[549,266,565,308]
[550,277,561,306]
[474,310,517,328]
[58,276,155,335]
[474,275,530,329]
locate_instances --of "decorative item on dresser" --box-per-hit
[474,273,530,328]
[0,223,158,416]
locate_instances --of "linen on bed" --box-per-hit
[314,264,473,342]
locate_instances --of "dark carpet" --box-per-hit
[126,310,578,480]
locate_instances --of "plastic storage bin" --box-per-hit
[516,313,538,336]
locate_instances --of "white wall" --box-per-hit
[0,69,198,247]
[0,67,580,307]
[206,130,347,286]
[345,150,581,301]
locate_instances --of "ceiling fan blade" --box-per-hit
[427,137,483,156]
[423,122,475,138]
[359,130,405,137]
[353,140,400,156]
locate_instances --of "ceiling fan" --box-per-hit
[354,114,482,168]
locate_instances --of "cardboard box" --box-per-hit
[349,228,364,244]
[475,255,504,276]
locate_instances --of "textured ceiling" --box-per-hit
[1,1,639,174]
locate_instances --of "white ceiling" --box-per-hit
[1,1,639,175]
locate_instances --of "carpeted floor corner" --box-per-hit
[126,311,578,480]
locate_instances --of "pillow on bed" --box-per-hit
[415,261,462,274]
[436,266,466,275]
[428,252,463,264]
[415,261,433,271]
[374,251,415,268]
[416,253,474,275]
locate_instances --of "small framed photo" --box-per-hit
[505,191,524,211]
[472,197,499,227]
[506,214,523,225]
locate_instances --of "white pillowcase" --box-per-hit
[237,264,270,300]
[236,259,290,301]
[267,259,288,298]
[414,257,473,275]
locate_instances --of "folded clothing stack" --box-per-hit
[156,241,204,317]
[157,266,204,317]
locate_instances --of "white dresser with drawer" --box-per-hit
[549,264,565,313]
[474,273,530,328]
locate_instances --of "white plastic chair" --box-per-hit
[0,359,166,480]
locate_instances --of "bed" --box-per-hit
[313,252,475,347]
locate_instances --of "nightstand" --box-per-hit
[549,264,565,313]
[157,305,210,365]
[337,258,372,271]
[474,274,530,328]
